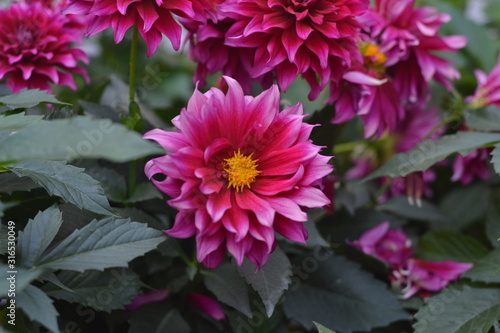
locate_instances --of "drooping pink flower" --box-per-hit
[63,0,196,56]
[187,293,225,321]
[451,148,492,185]
[219,0,368,100]
[394,259,473,299]
[374,0,467,103]
[125,288,170,310]
[0,1,89,93]
[466,55,500,108]
[144,76,332,269]
[348,221,413,267]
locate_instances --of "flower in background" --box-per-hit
[187,293,225,321]
[451,148,492,185]
[219,0,368,100]
[348,221,413,267]
[144,76,332,269]
[466,55,500,108]
[393,259,473,299]
[63,0,195,56]
[0,1,89,93]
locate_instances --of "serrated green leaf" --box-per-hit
[0,89,70,110]
[85,167,127,203]
[314,322,336,333]
[0,116,164,164]
[438,183,491,230]
[364,132,500,181]
[462,247,500,283]
[466,106,500,132]
[413,287,500,333]
[491,144,500,175]
[377,197,445,222]
[129,304,191,333]
[283,255,408,333]
[17,206,63,267]
[0,266,43,297]
[7,161,115,216]
[36,217,165,272]
[203,263,252,317]
[17,285,59,333]
[0,172,39,194]
[42,268,141,312]
[238,247,292,318]
[416,230,489,263]
[0,113,44,130]
[486,204,500,248]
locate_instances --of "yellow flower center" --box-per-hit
[222,149,261,192]
[360,43,387,67]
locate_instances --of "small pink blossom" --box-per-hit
[348,222,413,267]
[466,55,500,108]
[0,1,89,93]
[394,259,473,299]
[187,293,225,321]
[451,148,492,185]
[125,288,170,310]
[144,76,332,269]
[63,0,196,56]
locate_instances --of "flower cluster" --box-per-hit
[144,77,332,269]
[0,0,89,93]
[349,222,472,298]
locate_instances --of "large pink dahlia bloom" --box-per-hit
[0,1,89,93]
[220,0,368,100]
[63,0,195,56]
[144,77,332,269]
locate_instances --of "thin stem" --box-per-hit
[128,159,138,198]
[129,25,139,104]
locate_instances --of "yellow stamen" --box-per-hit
[222,149,261,192]
[360,42,387,67]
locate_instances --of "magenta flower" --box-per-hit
[63,0,195,56]
[396,259,473,299]
[348,222,413,267]
[125,288,170,310]
[144,77,332,269]
[219,0,368,100]
[451,148,491,185]
[187,293,225,321]
[466,56,500,108]
[0,1,89,93]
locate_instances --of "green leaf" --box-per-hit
[85,167,127,203]
[438,183,491,230]
[126,182,162,203]
[0,113,44,130]
[7,161,115,216]
[0,266,43,297]
[314,322,336,333]
[17,285,59,333]
[491,144,500,175]
[36,217,165,272]
[466,106,500,132]
[42,268,141,312]
[129,304,191,333]
[377,197,445,222]
[0,89,70,110]
[486,204,500,248]
[238,247,292,317]
[283,255,407,333]
[364,132,500,181]
[17,206,63,267]
[462,247,500,283]
[202,263,252,317]
[413,287,500,333]
[0,172,39,194]
[416,230,489,263]
[0,116,164,164]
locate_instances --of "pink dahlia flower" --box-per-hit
[466,56,500,108]
[219,0,368,100]
[0,1,89,93]
[348,221,412,267]
[451,148,491,185]
[394,259,472,299]
[144,77,332,269]
[63,0,195,56]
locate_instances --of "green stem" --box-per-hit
[129,25,139,104]
[128,159,137,198]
